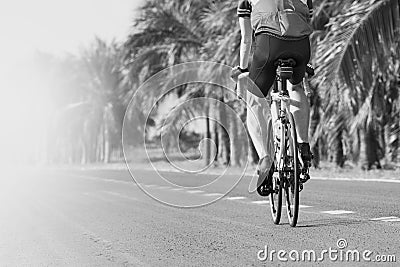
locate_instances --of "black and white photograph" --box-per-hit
[0,0,399,266]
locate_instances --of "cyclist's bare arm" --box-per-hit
[237,1,252,69]
[307,0,313,19]
[239,17,252,69]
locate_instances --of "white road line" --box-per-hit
[143,184,156,188]
[321,210,355,215]
[137,170,400,184]
[72,172,400,186]
[282,205,313,208]
[156,186,171,190]
[203,193,224,197]
[370,216,398,221]
[252,200,270,205]
[226,196,247,201]
[171,188,185,191]
[312,176,400,184]
[103,191,138,201]
[71,174,134,185]
[382,218,400,222]
[186,190,204,194]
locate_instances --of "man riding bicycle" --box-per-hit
[232,0,314,196]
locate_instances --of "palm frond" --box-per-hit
[315,0,400,97]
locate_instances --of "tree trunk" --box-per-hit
[383,123,390,166]
[309,94,321,168]
[229,111,241,167]
[104,125,110,164]
[209,100,219,165]
[204,110,212,166]
[360,125,382,170]
[218,96,230,165]
[312,141,320,168]
[390,117,399,164]
[212,117,219,164]
[359,128,367,169]
[98,127,104,162]
[80,138,86,164]
[333,130,345,168]
[367,124,382,169]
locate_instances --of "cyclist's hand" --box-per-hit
[231,66,249,82]
[305,63,315,77]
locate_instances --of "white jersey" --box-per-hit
[237,0,313,38]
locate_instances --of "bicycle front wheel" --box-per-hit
[284,113,300,227]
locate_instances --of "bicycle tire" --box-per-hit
[269,157,282,224]
[284,112,300,227]
[269,117,286,224]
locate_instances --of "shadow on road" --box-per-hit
[294,219,366,228]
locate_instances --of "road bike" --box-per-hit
[269,59,313,227]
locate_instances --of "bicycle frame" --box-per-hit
[271,78,292,173]
[269,59,312,227]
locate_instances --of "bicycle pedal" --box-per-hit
[300,173,310,184]
[299,183,304,192]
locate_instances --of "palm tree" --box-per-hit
[201,1,259,166]
[123,0,400,170]
[313,0,400,169]
[45,38,128,164]
[125,0,228,166]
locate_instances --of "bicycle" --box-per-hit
[268,59,314,227]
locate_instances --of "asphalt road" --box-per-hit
[0,168,399,266]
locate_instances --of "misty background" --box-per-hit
[0,0,399,172]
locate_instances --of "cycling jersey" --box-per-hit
[237,0,313,39]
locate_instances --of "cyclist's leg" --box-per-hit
[246,92,274,178]
[289,83,313,165]
[281,37,313,165]
[247,34,277,194]
[289,83,310,144]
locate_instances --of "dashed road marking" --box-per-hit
[103,191,138,201]
[371,216,400,222]
[252,200,270,205]
[187,190,204,194]
[203,193,224,197]
[226,196,247,201]
[370,216,398,221]
[321,210,355,215]
[171,188,185,191]
[312,176,400,184]
[71,174,133,185]
[156,186,171,190]
[143,184,156,188]
[299,205,313,208]
[282,205,313,209]
[383,218,400,222]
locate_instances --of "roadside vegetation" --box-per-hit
[35,0,399,171]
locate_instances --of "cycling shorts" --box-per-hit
[249,34,311,97]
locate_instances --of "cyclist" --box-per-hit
[232,0,314,196]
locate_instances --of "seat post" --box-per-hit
[281,74,289,96]
[276,59,296,96]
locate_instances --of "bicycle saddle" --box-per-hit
[275,58,297,67]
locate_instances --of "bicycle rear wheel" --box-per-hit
[284,113,300,227]
[269,118,285,225]
[269,164,282,224]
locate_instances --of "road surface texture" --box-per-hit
[0,168,399,266]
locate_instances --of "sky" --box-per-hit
[0,0,144,69]
[0,0,144,164]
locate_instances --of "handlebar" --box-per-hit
[306,63,314,77]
